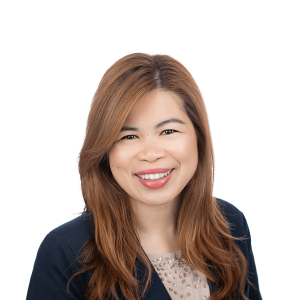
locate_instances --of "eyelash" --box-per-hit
[120,129,178,140]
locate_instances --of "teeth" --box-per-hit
[137,169,172,180]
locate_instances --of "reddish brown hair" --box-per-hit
[69,53,254,300]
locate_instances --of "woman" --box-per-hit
[26,53,262,300]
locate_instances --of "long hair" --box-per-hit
[68,53,254,300]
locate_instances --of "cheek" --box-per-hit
[108,147,136,194]
[174,135,198,163]
[108,146,133,176]
[109,145,130,163]
[172,135,198,180]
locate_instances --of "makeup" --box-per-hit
[136,169,174,189]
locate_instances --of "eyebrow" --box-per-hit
[120,118,187,132]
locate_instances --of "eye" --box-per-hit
[120,129,178,141]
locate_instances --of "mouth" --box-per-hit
[135,168,175,189]
[135,168,175,180]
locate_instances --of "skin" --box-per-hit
[108,90,198,254]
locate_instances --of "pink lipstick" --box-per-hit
[135,168,174,189]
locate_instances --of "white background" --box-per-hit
[1,1,299,299]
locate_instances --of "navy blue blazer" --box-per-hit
[26,198,262,299]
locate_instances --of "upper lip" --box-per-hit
[135,168,174,176]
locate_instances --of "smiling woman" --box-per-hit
[26,53,262,300]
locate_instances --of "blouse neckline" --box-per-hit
[146,249,182,257]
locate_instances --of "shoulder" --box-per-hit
[214,197,253,269]
[48,212,94,252]
[215,197,249,239]
[215,196,243,218]
[34,212,94,271]
[27,213,94,299]
[214,198,262,299]
[34,212,94,272]
[35,212,94,268]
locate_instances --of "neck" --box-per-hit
[130,196,181,253]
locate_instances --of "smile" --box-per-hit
[135,169,175,189]
[136,169,173,180]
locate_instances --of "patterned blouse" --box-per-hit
[146,249,211,300]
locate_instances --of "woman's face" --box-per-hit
[108,90,198,207]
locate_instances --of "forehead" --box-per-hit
[126,90,186,121]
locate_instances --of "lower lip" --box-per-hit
[136,169,174,189]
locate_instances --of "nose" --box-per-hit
[137,146,167,162]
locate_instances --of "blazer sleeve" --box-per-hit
[241,212,262,300]
[26,231,87,300]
